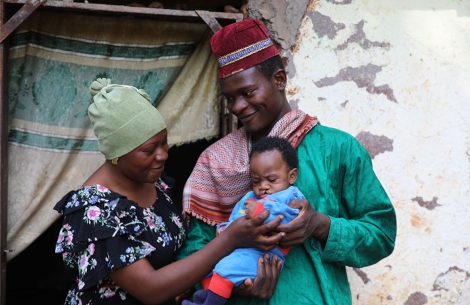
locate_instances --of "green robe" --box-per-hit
[177,125,396,305]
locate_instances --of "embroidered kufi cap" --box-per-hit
[88,78,166,160]
[210,18,279,78]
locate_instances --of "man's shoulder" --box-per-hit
[301,124,368,155]
[304,124,356,142]
[202,128,247,155]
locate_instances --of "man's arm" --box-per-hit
[322,136,396,267]
[277,127,397,268]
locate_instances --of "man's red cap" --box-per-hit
[210,19,280,78]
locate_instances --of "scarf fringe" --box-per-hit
[183,209,221,228]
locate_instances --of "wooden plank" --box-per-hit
[219,97,227,137]
[196,10,222,33]
[1,0,243,22]
[0,0,46,43]
[0,0,8,303]
[219,98,238,136]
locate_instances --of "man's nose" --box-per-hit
[230,97,247,114]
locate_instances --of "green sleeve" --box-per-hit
[176,216,217,289]
[321,138,396,266]
[296,125,397,268]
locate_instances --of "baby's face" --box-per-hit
[249,149,296,198]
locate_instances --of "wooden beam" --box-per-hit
[0,0,8,303]
[219,97,238,137]
[0,0,46,43]
[1,0,243,23]
[196,10,222,33]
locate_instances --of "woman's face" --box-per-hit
[220,66,291,141]
[119,129,169,184]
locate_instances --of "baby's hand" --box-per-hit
[216,225,227,236]
[244,198,259,219]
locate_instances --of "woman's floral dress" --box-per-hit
[54,177,187,305]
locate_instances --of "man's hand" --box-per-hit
[232,253,282,299]
[175,287,195,305]
[225,209,285,251]
[276,199,331,248]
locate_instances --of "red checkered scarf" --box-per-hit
[182,110,318,226]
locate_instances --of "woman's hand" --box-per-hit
[222,209,285,251]
[232,253,282,299]
[108,211,284,304]
[276,199,331,248]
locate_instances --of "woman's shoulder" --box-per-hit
[54,184,148,252]
[53,184,124,214]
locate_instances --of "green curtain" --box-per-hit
[6,10,220,261]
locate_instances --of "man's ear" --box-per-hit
[273,69,287,90]
[288,168,298,184]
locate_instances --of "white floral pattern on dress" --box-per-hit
[54,178,186,304]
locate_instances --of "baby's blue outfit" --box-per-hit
[213,186,305,286]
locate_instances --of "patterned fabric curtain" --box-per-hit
[6,11,220,261]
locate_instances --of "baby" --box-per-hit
[183,136,306,305]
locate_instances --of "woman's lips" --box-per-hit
[150,165,164,171]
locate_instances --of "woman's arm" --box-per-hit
[109,209,285,305]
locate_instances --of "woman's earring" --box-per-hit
[111,157,119,165]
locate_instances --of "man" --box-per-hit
[178,18,396,305]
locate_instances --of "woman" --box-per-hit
[54,78,284,305]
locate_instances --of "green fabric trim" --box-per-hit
[9,31,197,59]
[9,129,98,152]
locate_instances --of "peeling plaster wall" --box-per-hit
[248,0,310,50]
[250,0,470,304]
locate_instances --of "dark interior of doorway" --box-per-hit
[5,137,216,304]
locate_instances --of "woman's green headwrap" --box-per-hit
[88,78,166,160]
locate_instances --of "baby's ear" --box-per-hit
[289,168,298,184]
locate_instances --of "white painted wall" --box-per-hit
[286,0,470,304]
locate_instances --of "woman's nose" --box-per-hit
[155,148,168,161]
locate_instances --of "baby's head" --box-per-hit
[249,137,298,198]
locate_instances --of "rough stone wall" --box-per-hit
[249,0,470,304]
[248,0,309,50]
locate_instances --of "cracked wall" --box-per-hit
[250,0,470,304]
